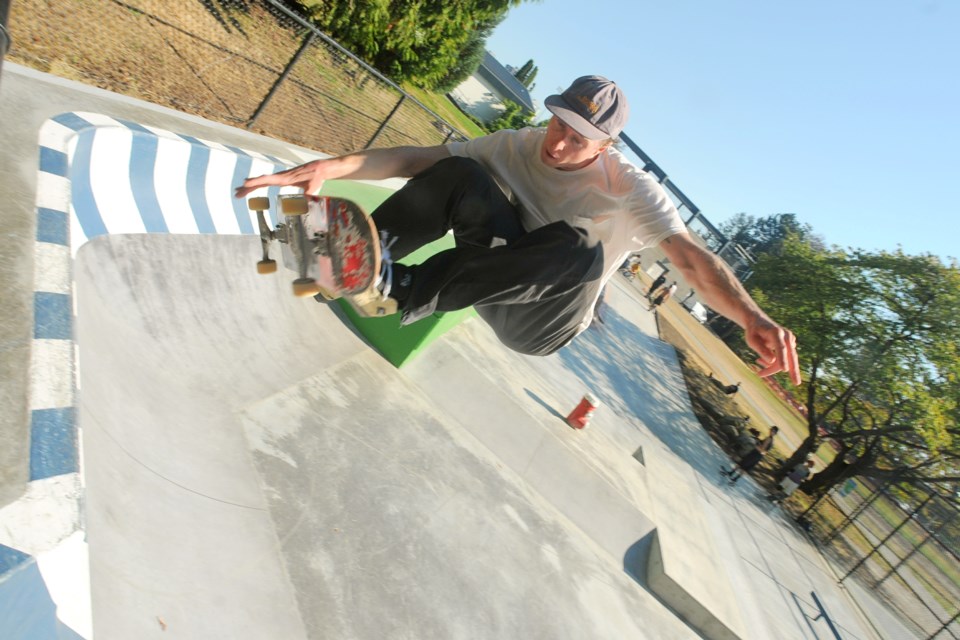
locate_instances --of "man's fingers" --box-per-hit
[751,325,802,385]
[234,184,257,198]
[234,162,324,199]
[784,330,802,386]
[234,174,279,199]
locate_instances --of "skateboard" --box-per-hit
[247,194,397,317]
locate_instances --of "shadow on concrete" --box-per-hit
[559,305,724,469]
[523,388,567,422]
[622,532,656,587]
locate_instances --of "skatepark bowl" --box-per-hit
[1,110,885,639]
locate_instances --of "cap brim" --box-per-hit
[544,94,609,140]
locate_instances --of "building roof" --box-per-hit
[476,51,535,114]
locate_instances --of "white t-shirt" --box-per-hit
[447,127,685,285]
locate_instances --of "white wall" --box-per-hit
[448,76,506,124]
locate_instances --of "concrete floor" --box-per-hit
[0,63,898,639]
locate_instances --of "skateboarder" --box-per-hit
[236,75,801,385]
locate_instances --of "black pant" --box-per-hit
[371,157,605,356]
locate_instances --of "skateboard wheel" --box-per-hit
[280,195,309,216]
[247,197,270,211]
[256,259,277,274]
[292,279,321,297]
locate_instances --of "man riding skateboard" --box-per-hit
[236,75,801,385]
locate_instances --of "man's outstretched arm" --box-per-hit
[235,145,452,198]
[658,231,801,385]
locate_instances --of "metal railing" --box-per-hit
[621,132,755,280]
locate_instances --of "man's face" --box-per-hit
[540,116,609,171]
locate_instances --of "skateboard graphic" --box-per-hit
[247,194,397,317]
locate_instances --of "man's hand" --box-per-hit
[234,160,327,199]
[744,314,801,386]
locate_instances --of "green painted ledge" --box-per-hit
[319,180,475,368]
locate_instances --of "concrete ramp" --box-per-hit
[75,233,696,639]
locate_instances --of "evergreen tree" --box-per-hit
[513,59,538,88]
[486,99,534,132]
[514,59,534,83]
[433,13,505,92]
[524,67,537,90]
[299,0,525,89]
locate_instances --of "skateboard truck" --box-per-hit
[248,197,277,275]
[279,194,325,298]
[246,194,394,319]
[248,195,325,297]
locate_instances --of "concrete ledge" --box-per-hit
[643,447,746,639]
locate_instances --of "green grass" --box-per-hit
[402,84,487,139]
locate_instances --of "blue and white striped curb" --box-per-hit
[31,112,291,486]
[3,111,301,616]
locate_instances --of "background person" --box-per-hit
[780,459,815,496]
[722,426,780,483]
[649,281,678,310]
[646,268,669,298]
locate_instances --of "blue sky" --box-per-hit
[485,0,959,262]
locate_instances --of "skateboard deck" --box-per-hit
[248,194,397,317]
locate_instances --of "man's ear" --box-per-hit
[593,140,612,157]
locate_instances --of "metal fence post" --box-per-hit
[247,30,317,129]
[365,94,406,149]
[0,0,11,85]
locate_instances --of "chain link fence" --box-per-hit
[8,0,469,155]
[800,481,960,639]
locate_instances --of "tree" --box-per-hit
[432,14,504,92]
[514,59,533,82]
[745,236,960,495]
[718,212,822,256]
[485,99,534,132]
[513,59,538,88]
[297,0,525,89]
